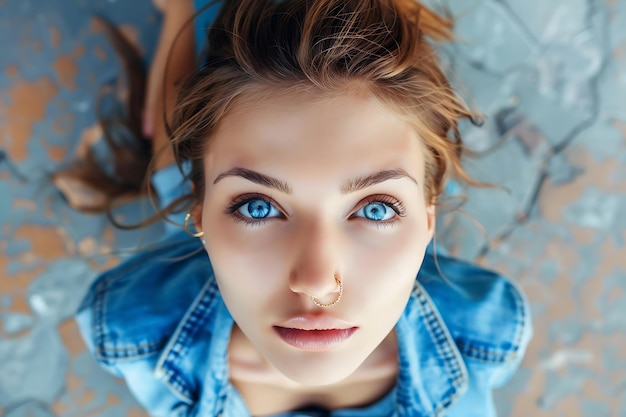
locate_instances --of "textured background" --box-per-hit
[1,0,625,416]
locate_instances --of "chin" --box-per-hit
[273,356,362,387]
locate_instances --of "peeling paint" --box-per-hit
[50,26,61,49]
[12,198,37,211]
[12,225,71,261]
[0,77,58,161]
[94,45,108,60]
[4,65,18,78]
[52,55,79,90]
[46,145,67,163]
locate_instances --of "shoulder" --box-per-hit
[417,252,532,385]
[76,231,212,366]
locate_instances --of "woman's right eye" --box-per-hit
[237,198,281,219]
[226,195,283,224]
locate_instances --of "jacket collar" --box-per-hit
[154,276,233,408]
[153,275,468,416]
[394,281,469,416]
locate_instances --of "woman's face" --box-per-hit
[195,88,435,386]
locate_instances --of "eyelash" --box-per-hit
[225,193,407,228]
[354,195,407,228]
[224,193,282,227]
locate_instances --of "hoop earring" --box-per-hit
[311,275,343,308]
[184,213,204,238]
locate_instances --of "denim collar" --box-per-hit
[393,282,469,416]
[153,275,469,416]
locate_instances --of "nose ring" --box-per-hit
[311,275,343,308]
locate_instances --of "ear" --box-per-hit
[190,202,204,234]
[426,202,436,242]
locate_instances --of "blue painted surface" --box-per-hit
[1,0,625,415]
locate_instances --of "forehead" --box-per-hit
[204,88,426,184]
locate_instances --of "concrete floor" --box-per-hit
[1,0,625,416]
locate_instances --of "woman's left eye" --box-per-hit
[353,202,397,221]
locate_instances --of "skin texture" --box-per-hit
[191,88,436,411]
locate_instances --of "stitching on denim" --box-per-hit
[91,238,202,361]
[93,277,107,363]
[456,342,515,363]
[455,277,528,365]
[412,283,468,416]
[93,274,165,361]
[508,277,528,353]
[162,376,193,403]
[214,382,231,417]
[157,279,220,403]
[98,340,167,358]
[414,285,465,386]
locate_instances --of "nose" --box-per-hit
[288,219,341,302]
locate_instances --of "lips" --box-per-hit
[273,314,358,351]
[274,327,357,350]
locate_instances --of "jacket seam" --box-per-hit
[90,237,203,361]
[93,270,167,361]
[415,286,465,387]
[456,343,518,363]
[155,279,221,404]
[413,283,468,416]
[508,277,529,353]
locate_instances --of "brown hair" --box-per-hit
[58,0,483,228]
[167,0,482,219]
[51,15,153,214]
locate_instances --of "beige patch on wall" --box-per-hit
[0,76,58,161]
[12,225,73,261]
[47,145,67,163]
[53,55,77,90]
[50,26,61,49]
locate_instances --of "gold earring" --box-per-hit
[184,213,204,238]
[311,275,343,308]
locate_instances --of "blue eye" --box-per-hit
[237,198,281,219]
[354,202,396,221]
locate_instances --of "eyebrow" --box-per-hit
[213,167,292,194]
[213,167,418,194]
[341,168,418,194]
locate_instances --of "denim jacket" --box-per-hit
[75,162,532,417]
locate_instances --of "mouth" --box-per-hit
[273,314,358,351]
[273,326,358,351]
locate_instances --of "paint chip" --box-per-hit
[0,77,58,161]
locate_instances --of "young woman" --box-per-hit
[76,0,532,416]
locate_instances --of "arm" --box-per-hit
[147,0,197,236]
[147,0,196,172]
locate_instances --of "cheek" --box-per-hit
[348,225,427,297]
[203,208,287,301]
[349,209,431,269]
[346,212,431,309]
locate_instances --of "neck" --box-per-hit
[227,324,399,414]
